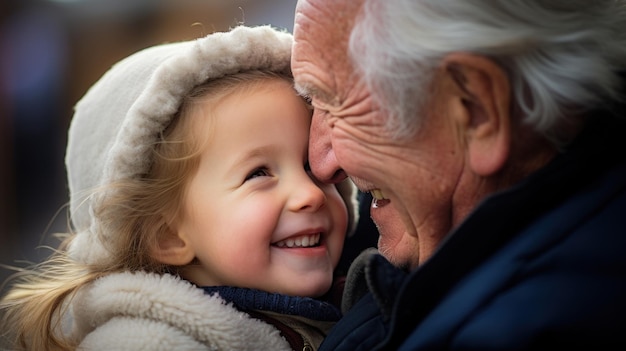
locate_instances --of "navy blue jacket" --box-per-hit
[320,111,626,350]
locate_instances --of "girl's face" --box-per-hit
[175,79,348,297]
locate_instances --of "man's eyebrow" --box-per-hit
[294,81,337,107]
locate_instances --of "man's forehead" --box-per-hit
[292,0,362,109]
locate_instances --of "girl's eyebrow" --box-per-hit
[227,144,280,172]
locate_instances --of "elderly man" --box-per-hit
[292,0,626,349]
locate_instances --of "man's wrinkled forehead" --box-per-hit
[292,0,363,106]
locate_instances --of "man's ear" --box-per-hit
[443,52,511,176]
[150,223,196,266]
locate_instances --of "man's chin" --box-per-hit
[377,240,414,271]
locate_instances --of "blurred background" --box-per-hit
[0,0,299,294]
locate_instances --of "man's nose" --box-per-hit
[308,110,347,184]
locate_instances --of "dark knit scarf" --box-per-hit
[201,286,342,322]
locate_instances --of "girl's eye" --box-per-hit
[245,167,270,181]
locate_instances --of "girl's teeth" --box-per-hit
[275,233,320,248]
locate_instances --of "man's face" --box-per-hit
[292,0,468,269]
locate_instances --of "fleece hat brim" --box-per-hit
[65,25,358,265]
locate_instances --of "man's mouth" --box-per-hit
[273,233,321,248]
[370,189,387,200]
[370,189,390,208]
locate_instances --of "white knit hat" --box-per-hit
[65,25,358,265]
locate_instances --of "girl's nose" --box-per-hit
[287,175,327,213]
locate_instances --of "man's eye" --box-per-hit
[245,167,270,181]
[313,108,331,119]
[304,162,319,180]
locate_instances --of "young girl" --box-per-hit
[0,25,357,351]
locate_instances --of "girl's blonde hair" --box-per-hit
[0,70,298,351]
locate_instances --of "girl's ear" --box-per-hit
[150,223,196,266]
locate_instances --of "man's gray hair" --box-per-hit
[350,0,626,148]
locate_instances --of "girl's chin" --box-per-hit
[279,279,332,298]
